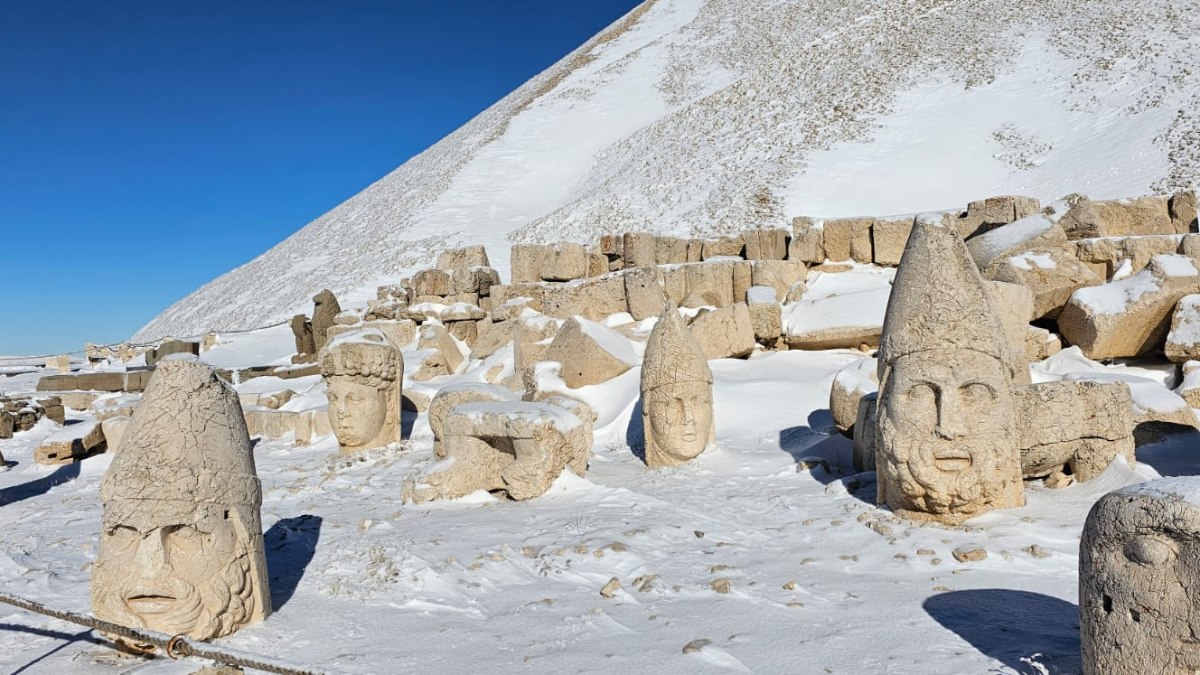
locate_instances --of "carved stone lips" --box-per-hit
[126,594,177,614]
[932,448,972,471]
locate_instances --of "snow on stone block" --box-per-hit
[1059,254,1200,359]
[829,357,878,436]
[1166,295,1200,363]
[783,285,890,350]
[544,316,638,388]
[35,419,106,465]
[987,247,1102,320]
[966,214,1067,271]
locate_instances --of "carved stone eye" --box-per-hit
[1125,536,1175,566]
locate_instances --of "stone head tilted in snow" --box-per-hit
[1080,478,1200,674]
[402,396,593,503]
[90,357,270,649]
[875,216,1024,524]
[319,327,404,453]
[640,304,715,468]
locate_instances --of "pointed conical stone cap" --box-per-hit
[641,303,713,393]
[877,215,1010,377]
[101,357,260,528]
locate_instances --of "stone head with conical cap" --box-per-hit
[91,357,270,649]
[875,215,1024,524]
[640,304,715,468]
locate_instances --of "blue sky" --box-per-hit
[0,0,640,355]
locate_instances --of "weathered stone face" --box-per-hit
[91,358,269,648]
[641,306,715,468]
[644,385,712,463]
[878,350,1019,521]
[875,217,1024,523]
[319,329,403,452]
[1081,481,1200,674]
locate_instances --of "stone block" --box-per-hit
[1075,234,1182,279]
[987,248,1104,319]
[701,236,745,260]
[451,266,500,296]
[540,275,628,321]
[623,232,657,269]
[751,260,807,302]
[1016,380,1135,483]
[35,420,106,465]
[872,217,915,266]
[1171,189,1197,233]
[540,243,589,281]
[1059,254,1200,359]
[830,358,878,436]
[624,266,666,321]
[1166,294,1200,363]
[437,245,490,271]
[544,317,638,388]
[788,217,825,263]
[689,303,755,359]
[412,269,453,297]
[655,236,691,265]
[747,289,783,342]
[145,340,200,367]
[510,244,543,284]
[1061,195,1175,239]
[823,218,873,263]
[663,261,736,308]
[743,228,788,260]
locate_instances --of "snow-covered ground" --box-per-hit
[3,311,1198,673]
[135,0,1200,341]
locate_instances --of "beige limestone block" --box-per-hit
[1063,195,1175,239]
[967,216,1069,271]
[624,266,667,321]
[412,269,452,297]
[540,274,628,321]
[587,250,608,277]
[145,340,201,367]
[428,382,519,458]
[1166,295,1200,363]
[45,355,70,373]
[472,320,515,360]
[1059,254,1200,359]
[747,290,783,342]
[876,217,1024,525]
[751,260,807,302]
[35,419,107,465]
[872,217,915,266]
[243,409,301,440]
[1075,234,1182,279]
[544,317,638,388]
[311,289,342,353]
[513,313,562,377]
[830,358,878,437]
[319,328,405,452]
[437,245,490,271]
[959,195,1041,239]
[1171,189,1197,233]
[655,236,691,264]
[403,398,592,502]
[91,358,270,648]
[743,228,789,260]
[852,393,878,472]
[1081,479,1200,674]
[510,244,543,283]
[641,306,715,468]
[1016,380,1135,482]
[622,232,658,268]
[451,266,500,296]
[663,261,736,308]
[701,236,746,260]
[988,248,1104,320]
[788,217,825,263]
[539,243,589,281]
[823,218,874,263]
[689,303,756,360]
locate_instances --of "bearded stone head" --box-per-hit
[874,216,1024,524]
[90,358,270,649]
[1081,479,1200,674]
[319,328,403,452]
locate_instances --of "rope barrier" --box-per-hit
[0,591,323,675]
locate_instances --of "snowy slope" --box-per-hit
[136,0,1200,340]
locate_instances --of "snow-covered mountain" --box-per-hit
[136,0,1200,341]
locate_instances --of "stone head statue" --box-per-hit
[875,216,1024,524]
[91,357,270,648]
[319,328,403,452]
[640,304,715,468]
[1081,479,1200,674]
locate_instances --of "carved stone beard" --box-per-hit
[876,349,1022,523]
[91,506,258,648]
